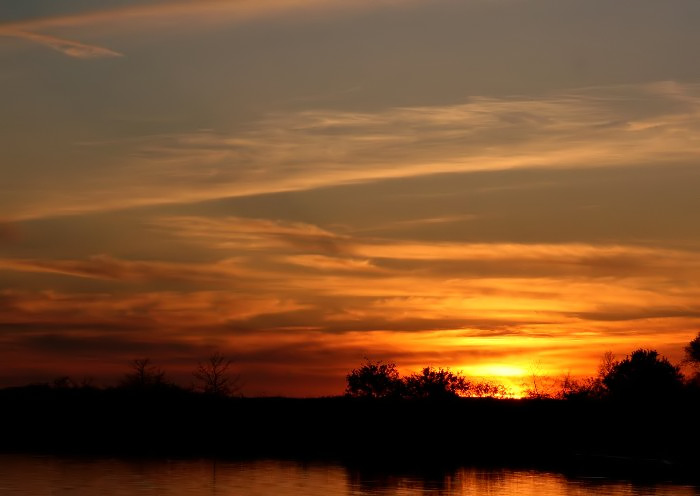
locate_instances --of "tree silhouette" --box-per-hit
[559,352,617,400]
[52,376,77,389]
[684,333,700,391]
[403,367,470,399]
[193,352,240,396]
[345,360,402,398]
[685,333,700,365]
[602,349,684,400]
[120,358,166,390]
[467,381,511,399]
[598,351,618,379]
[523,361,556,399]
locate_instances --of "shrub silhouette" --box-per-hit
[403,367,470,399]
[345,360,402,398]
[346,361,512,399]
[602,349,684,399]
[467,381,511,399]
[556,352,618,400]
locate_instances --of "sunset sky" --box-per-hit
[1,0,700,396]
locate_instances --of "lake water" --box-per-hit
[0,456,698,496]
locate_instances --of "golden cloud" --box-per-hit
[8,82,700,221]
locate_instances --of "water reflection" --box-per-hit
[0,455,698,496]
[347,466,700,496]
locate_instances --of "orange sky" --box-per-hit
[1,0,700,396]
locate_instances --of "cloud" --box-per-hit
[1,30,123,59]
[0,289,308,334]
[9,81,700,221]
[6,236,700,337]
[16,333,194,356]
[2,249,699,393]
[0,255,252,283]
[283,254,379,272]
[142,215,700,346]
[573,306,700,322]
[365,214,478,231]
[8,216,700,332]
[106,214,700,342]
[0,0,412,58]
[155,215,700,279]
[152,215,345,253]
[1,0,414,31]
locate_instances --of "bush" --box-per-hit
[602,349,684,400]
[345,360,402,398]
[403,367,470,400]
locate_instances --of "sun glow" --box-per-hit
[467,364,527,377]
[457,364,530,398]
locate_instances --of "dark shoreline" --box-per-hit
[1,387,698,483]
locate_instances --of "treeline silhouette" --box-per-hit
[346,362,510,399]
[117,354,241,396]
[0,334,699,480]
[344,344,697,401]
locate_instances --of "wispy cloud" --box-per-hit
[155,215,700,277]
[0,255,251,283]
[0,0,414,31]
[7,215,700,335]
[283,254,379,272]
[148,214,700,331]
[0,289,307,332]
[152,216,344,253]
[9,81,700,221]
[2,222,700,393]
[0,0,413,58]
[1,30,123,59]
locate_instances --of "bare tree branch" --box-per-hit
[193,352,241,397]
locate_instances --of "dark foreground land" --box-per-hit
[1,386,698,481]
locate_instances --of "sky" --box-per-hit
[1,0,700,396]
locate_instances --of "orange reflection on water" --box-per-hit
[0,456,696,496]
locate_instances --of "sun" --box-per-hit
[466,364,528,378]
[457,363,530,398]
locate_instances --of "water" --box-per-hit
[0,456,697,496]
